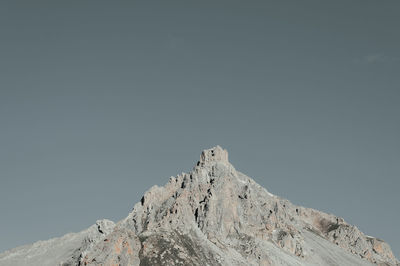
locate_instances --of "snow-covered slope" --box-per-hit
[1,146,398,266]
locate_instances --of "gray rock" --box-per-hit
[1,146,398,266]
[0,219,115,266]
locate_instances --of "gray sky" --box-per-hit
[1,0,399,258]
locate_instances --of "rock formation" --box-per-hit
[0,146,398,266]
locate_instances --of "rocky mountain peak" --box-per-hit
[1,146,398,266]
[199,145,229,165]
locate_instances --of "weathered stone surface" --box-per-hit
[0,219,115,266]
[0,146,398,266]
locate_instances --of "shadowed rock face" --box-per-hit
[1,146,399,266]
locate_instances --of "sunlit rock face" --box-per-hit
[1,146,398,266]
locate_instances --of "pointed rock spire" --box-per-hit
[199,145,229,165]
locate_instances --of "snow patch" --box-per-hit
[264,188,275,197]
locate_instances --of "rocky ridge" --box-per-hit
[0,146,398,266]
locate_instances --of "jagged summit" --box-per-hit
[199,145,229,165]
[0,146,398,266]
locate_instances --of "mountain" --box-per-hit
[0,146,398,266]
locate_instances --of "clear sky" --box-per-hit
[1,0,399,258]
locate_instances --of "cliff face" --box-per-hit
[1,146,398,266]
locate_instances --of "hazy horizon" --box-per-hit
[1,1,399,259]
